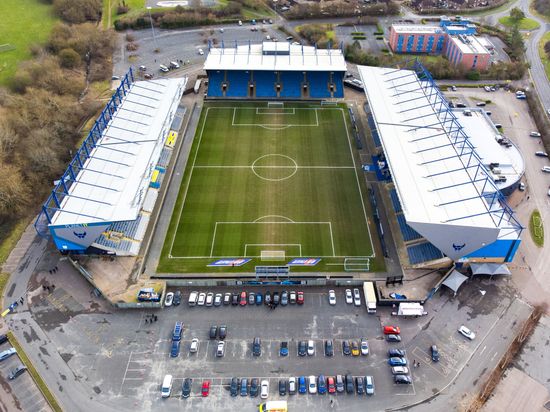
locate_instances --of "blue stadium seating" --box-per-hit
[207,71,224,97]
[390,189,402,213]
[332,72,344,98]
[254,71,277,98]
[366,113,382,147]
[407,242,445,264]
[396,214,422,242]
[226,71,249,97]
[280,71,302,98]
[307,72,331,98]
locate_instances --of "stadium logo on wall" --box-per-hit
[452,243,466,251]
[287,258,321,266]
[207,258,251,267]
[73,231,87,239]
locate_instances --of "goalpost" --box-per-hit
[267,102,284,109]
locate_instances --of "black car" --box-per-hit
[230,377,239,397]
[173,291,182,306]
[345,374,355,394]
[209,325,218,340]
[250,378,259,397]
[342,340,351,356]
[279,379,287,396]
[394,375,412,384]
[298,340,307,357]
[248,292,256,305]
[386,334,402,343]
[219,325,227,340]
[253,337,261,356]
[356,377,364,395]
[182,378,192,398]
[325,339,334,357]
[388,349,406,358]
[232,293,239,305]
[265,291,272,305]
[431,345,440,362]
[0,335,7,345]
[272,292,280,306]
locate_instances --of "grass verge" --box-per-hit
[7,332,63,412]
[0,272,10,305]
[498,16,540,30]
[0,218,30,269]
[538,30,550,83]
[529,209,544,247]
[0,0,57,85]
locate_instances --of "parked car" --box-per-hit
[336,375,345,393]
[345,374,355,394]
[431,345,440,362]
[384,326,401,335]
[280,341,289,356]
[535,151,548,157]
[205,292,214,306]
[248,292,255,305]
[264,291,272,305]
[255,292,263,305]
[288,377,296,395]
[165,292,174,307]
[388,357,407,366]
[209,325,218,340]
[223,292,231,305]
[232,293,239,305]
[281,290,289,306]
[365,375,374,395]
[459,325,476,340]
[308,375,317,394]
[0,348,16,362]
[240,378,248,396]
[353,288,361,306]
[216,341,225,357]
[172,322,183,341]
[201,380,210,396]
[190,338,199,353]
[327,376,336,394]
[386,334,402,343]
[325,339,334,357]
[182,378,192,398]
[198,292,206,306]
[296,291,304,304]
[307,340,315,356]
[0,335,7,345]
[360,338,369,355]
[214,293,222,306]
[318,375,327,394]
[391,366,409,375]
[394,375,412,384]
[328,290,336,305]
[530,131,542,137]
[173,291,181,306]
[541,166,550,173]
[260,380,269,399]
[8,365,27,380]
[298,340,307,356]
[240,291,247,306]
[219,325,227,340]
[356,376,365,395]
[345,289,353,304]
[253,337,261,356]
[289,291,297,304]
[298,376,307,394]
[250,378,259,397]
[351,341,360,356]
[279,379,287,396]
[389,349,406,357]
[342,340,351,355]
[170,340,181,357]
[230,377,239,397]
[273,291,280,305]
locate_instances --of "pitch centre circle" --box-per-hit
[251,154,298,182]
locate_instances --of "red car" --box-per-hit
[383,326,400,335]
[327,376,336,394]
[239,291,247,306]
[297,291,304,305]
[201,380,210,397]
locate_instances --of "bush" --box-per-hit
[466,70,481,80]
[58,48,81,69]
[53,0,102,23]
[117,5,129,15]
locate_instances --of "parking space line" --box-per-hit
[118,351,134,395]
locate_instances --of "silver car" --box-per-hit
[365,375,374,395]
[216,341,225,357]
[214,293,222,306]
[353,288,361,306]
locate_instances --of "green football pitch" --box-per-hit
[158,102,382,273]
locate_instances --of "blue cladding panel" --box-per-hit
[465,239,520,260]
[407,242,444,264]
[390,189,403,213]
[255,71,277,97]
[308,72,330,98]
[280,71,302,98]
[207,71,224,97]
[397,214,422,242]
[333,72,344,98]
[226,71,249,97]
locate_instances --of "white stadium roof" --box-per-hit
[204,42,347,72]
[51,77,187,226]
[358,64,521,259]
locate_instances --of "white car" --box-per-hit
[345,289,353,304]
[288,377,296,394]
[458,325,476,340]
[391,366,409,375]
[164,292,174,307]
[0,348,16,362]
[260,380,269,399]
[307,340,315,356]
[198,48,204,55]
[216,341,225,357]
[328,290,336,305]
[542,166,550,173]
[529,131,541,137]
[197,292,206,306]
[219,28,224,33]
[205,292,214,306]
[190,338,199,353]
[308,375,317,394]
[360,338,369,355]
[353,288,361,306]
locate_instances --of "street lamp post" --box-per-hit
[147,6,159,52]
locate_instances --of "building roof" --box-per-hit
[50,76,187,226]
[448,34,490,55]
[204,42,347,72]
[391,25,444,35]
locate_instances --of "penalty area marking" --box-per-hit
[231,108,319,128]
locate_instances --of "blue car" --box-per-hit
[298,376,307,394]
[280,341,289,357]
[388,356,407,366]
[255,293,263,305]
[240,378,248,396]
[170,340,181,357]
[172,321,183,341]
[318,375,327,394]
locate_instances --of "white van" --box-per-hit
[159,64,169,73]
[188,291,198,306]
[161,374,172,398]
[170,61,180,69]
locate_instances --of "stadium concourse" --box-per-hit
[204,41,346,99]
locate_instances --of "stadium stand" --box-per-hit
[389,189,402,213]
[307,71,331,98]
[366,112,382,147]
[157,147,172,169]
[226,70,249,97]
[207,70,224,97]
[142,189,158,213]
[332,72,344,98]
[397,214,422,242]
[254,71,277,98]
[280,71,302,98]
[407,242,445,264]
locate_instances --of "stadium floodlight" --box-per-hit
[146,7,159,52]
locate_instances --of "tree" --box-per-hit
[509,7,525,22]
[0,164,31,219]
[58,48,81,69]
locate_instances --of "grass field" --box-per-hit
[0,0,56,85]
[539,31,550,82]
[158,102,381,274]
[498,16,540,30]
